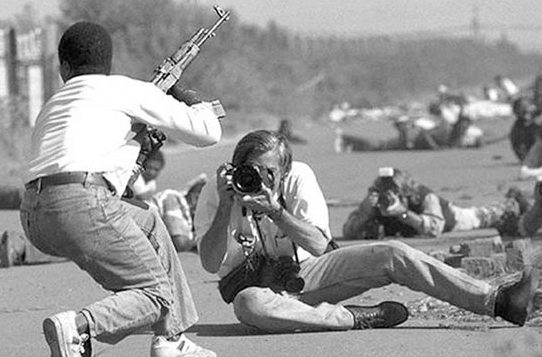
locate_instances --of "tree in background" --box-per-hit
[47,0,542,125]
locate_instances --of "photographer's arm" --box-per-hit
[399,194,445,237]
[238,187,329,256]
[381,192,445,237]
[198,165,235,273]
[268,205,329,256]
[199,199,232,273]
[417,193,446,236]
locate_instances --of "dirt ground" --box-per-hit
[2,117,542,356]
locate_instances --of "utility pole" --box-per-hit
[7,27,19,96]
[471,4,481,39]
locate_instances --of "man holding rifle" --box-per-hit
[20,20,223,357]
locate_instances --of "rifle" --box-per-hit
[151,5,230,118]
[125,6,230,201]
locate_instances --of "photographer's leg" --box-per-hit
[233,286,355,332]
[300,241,496,316]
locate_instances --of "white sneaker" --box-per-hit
[150,334,217,357]
[42,311,91,357]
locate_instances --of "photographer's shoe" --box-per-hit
[344,301,409,329]
[42,311,91,357]
[494,267,540,326]
[150,334,217,357]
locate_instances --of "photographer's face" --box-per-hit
[244,151,282,194]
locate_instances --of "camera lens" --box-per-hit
[284,277,305,293]
[232,165,262,194]
[378,194,390,209]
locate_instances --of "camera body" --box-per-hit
[375,167,398,210]
[377,192,395,210]
[132,124,167,169]
[264,256,305,293]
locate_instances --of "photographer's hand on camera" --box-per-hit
[217,163,235,208]
[235,183,282,219]
[368,190,380,208]
[378,191,408,217]
[375,190,426,234]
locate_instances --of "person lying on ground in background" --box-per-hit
[518,134,542,181]
[0,185,23,209]
[334,103,483,153]
[509,96,542,162]
[495,75,520,102]
[0,230,66,268]
[342,167,528,240]
[129,150,208,252]
[195,129,539,334]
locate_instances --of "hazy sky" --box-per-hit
[2,0,542,51]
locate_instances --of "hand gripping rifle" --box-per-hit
[151,4,230,118]
[125,5,230,201]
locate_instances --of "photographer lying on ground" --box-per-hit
[195,130,538,333]
[343,167,529,240]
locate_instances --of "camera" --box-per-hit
[270,256,305,293]
[375,167,397,210]
[229,164,274,194]
[133,124,167,169]
[377,191,396,210]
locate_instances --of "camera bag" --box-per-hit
[218,253,266,303]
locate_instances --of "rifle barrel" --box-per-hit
[194,8,231,47]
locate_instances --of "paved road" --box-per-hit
[2,119,542,356]
[1,208,540,357]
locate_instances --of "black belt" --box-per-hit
[25,172,113,192]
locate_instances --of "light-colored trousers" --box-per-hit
[233,240,498,332]
[451,203,506,231]
[20,183,198,344]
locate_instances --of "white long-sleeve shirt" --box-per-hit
[24,74,222,194]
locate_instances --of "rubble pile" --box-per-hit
[416,235,542,327]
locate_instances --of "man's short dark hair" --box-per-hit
[58,22,112,76]
[232,130,292,176]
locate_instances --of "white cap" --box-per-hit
[378,167,394,177]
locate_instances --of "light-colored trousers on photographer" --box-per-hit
[233,240,498,332]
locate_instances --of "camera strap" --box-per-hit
[250,196,301,266]
[246,209,271,257]
[277,194,302,264]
